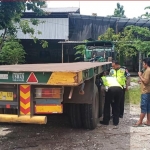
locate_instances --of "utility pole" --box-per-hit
[116,20,118,34]
[136,35,142,71]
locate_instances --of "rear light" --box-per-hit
[35,88,62,99]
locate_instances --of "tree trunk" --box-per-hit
[0,28,7,51]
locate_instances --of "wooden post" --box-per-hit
[116,19,118,34]
[139,52,142,71]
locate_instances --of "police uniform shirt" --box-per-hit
[109,66,130,78]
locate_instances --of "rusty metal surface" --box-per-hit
[0,62,111,72]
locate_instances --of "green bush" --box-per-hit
[0,40,26,64]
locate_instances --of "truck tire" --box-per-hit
[99,86,105,117]
[81,86,99,130]
[69,104,82,128]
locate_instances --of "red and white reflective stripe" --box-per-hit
[35,88,61,99]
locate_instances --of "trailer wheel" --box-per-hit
[69,104,82,128]
[81,86,99,130]
[99,86,105,117]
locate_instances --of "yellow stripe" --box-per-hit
[20,112,30,115]
[35,105,63,113]
[20,112,24,115]
[77,71,83,83]
[21,85,30,89]
[20,101,30,109]
[47,72,78,85]
[20,91,30,99]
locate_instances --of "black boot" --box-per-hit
[100,121,109,125]
[119,115,123,118]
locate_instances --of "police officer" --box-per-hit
[109,61,130,118]
[100,76,123,126]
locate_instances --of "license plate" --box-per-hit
[0,91,13,101]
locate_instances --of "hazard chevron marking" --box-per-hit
[20,86,30,94]
[20,97,30,105]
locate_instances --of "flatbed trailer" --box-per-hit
[0,62,111,129]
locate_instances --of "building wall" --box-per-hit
[21,40,79,64]
[0,18,69,40]
[18,18,69,40]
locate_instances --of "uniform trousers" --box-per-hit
[111,87,125,117]
[103,86,123,125]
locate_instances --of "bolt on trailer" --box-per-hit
[0,40,114,130]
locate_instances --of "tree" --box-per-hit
[74,40,88,60]
[0,1,48,64]
[74,44,86,60]
[99,26,150,57]
[111,3,126,18]
[141,6,150,18]
[98,28,119,41]
[41,2,48,8]
[0,39,26,64]
[119,26,150,57]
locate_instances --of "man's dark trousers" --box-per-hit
[111,87,125,118]
[103,87,123,125]
[120,88,126,117]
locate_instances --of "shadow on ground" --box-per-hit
[0,106,132,150]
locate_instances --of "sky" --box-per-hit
[47,1,150,18]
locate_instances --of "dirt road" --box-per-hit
[0,104,150,150]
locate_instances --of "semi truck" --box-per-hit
[0,40,114,130]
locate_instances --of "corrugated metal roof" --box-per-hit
[25,7,80,13]
[69,14,150,31]
[42,7,80,13]
[58,41,85,44]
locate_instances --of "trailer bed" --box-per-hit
[0,62,111,72]
[0,62,111,86]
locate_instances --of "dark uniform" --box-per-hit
[100,76,123,125]
[109,66,130,118]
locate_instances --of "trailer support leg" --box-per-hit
[69,87,74,99]
[79,82,85,95]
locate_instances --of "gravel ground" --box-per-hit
[0,104,150,150]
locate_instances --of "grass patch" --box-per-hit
[125,87,141,104]
[130,77,138,83]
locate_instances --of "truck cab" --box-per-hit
[84,40,115,62]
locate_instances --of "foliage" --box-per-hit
[140,5,150,56]
[40,40,49,48]
[0,1,48,64]
[121,26,150,56]
[141,6,150,18]
[74,40,88,60]
[110,3,126,18]
[0,39,26,64]
[98,26,150,57]
[98,28,119,41]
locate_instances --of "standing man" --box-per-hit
[109,61,130,118]
[134,57,150,126]
[100,76,123,126]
